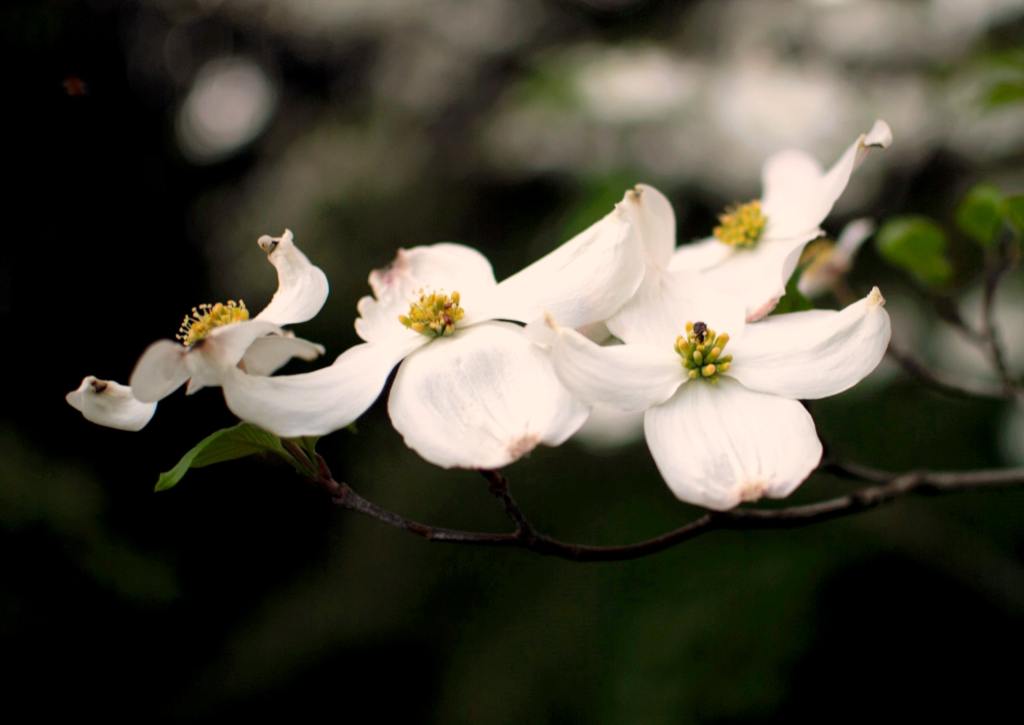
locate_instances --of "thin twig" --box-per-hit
[980,231,1017,393]
[307,457,1024,563]
[926,292,987,344]
[479,469,535,539]
[885,342,1016,401]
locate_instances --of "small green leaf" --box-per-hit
[1005,195,1024,233]
[294,435,320,461]
[956,184,1004,246]
[155,423,288,492]
[876,216,953,286]
[771,274,813,315]
[984,80,1024,108]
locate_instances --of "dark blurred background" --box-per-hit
[7,0,1024,721]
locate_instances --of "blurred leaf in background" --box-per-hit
[876,216,953,287]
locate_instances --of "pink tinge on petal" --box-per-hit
[746,296,780,322]
[369,248,412,298]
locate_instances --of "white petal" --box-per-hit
[669,235,734,273]
[387,322,589,469]
[606,268,747,348]
[489,199,644,328]
[643,379,822,510]
[834,217,876,261]
[356,243,499,342]
[573,405,645,449]
[67,376,157,431]
[221,335,426,437]
[253,229,330,326]
[354,294,426,346]
[809,119,891,225]
[698,230,821,322]
[760,149,824,237]
[201,319,282,367]
[185,319,283,392]
[547,324,683,412]
[370,243,497,299]
[761,120,892,239]
[625,183,676,269]
[130,340,189,402]
[728,287,891,400]
[241,333,326,376]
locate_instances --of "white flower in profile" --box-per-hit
[220,197,647,469]
[541,279,891,510]
[612,121,891,338]
[797,218,876,299]
[66,230,328,430]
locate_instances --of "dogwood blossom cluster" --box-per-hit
[68,121,893,510]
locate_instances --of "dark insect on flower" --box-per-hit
[693,321,708,343]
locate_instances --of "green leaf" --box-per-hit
[875,216,953,286]
[771,274,813,315]
[295,435,320,461]
[155,423,288,492]
[1005,195,1024,233]
[956,184,1004,246]
[984,80,1024,108]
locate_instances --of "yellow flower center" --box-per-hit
[713,200,766,248]
[177,300,249,346]
[675,321,732,383]
[399,290,464,337]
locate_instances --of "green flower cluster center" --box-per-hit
[177,300,249,347]
[400,291,464,337]
[713,200,766,248]
[675,321,733,383]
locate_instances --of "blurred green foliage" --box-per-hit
[875,216,953,286]
[956,183,1007,246]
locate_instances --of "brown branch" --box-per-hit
[306,456,1024,563]
[479,468,535,538]
[980,232,1018,394]
[885,342,1018,402]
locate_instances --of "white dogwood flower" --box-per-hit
[220,197,646,469]
[67,230,328,430]
[796,218,875,299]
[610,122,891,338]
[543,281,891,510]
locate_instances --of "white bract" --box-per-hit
[612,121,891,333]
[543,279,891,510]
[66,230,328,430]
[220,196,647,470]
[66,376,157,432]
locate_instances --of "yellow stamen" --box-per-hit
[675,320,733,383]
[713,200,766,248]
[399,290,464,337]
[177,300,249,347]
